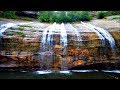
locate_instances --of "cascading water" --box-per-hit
[64,23,83,63]
[88,24,116,50]
[81,22,105,47]
[40,25,52,52]
[47,23,56,50]
[39,25,51,70]
[40,23,56,70]
[66,23,82,42]
[60,23,68,70]
[87,23,116,57]
[0,20,120,73]
[60,23,67,50]
[0,23,16,37]
[0,22,35,37]
[40,23,69,70]
[35,21,119,71]
[65,23,83,48]
[81,22,116,58]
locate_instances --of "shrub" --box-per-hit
[96,11,120,19]
[96,11,108,19]
[78,11,92,21]
[108,11,120,15]
[106,15,120,20]
[37,11,92,23]
[37,11,53,22]
[0,11,17,19]
[19,17,33,21]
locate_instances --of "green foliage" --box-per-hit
[15,31,26,38]
[108,11,120,15]
[96,11,108,19]
[19,17,33,21]
[96,11,120,19]
[78,11,92,21]
[18,24,33,28]
[0,11,17,19]
[5,31,26,38]
[37,11,53,22]
[37,11,92,23]
[106,15,120,20]
[0,11,33,21]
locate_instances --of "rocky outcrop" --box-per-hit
[15,11,38,18]
[0,19,120,71]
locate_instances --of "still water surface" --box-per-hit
[0,70,120,79]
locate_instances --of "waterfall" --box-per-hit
[81,22,105,47]
[60,23,68,70]
[60,23,67,48]
[66,23,82,42]
[88,24,116,50]
[40,25,51,52]
[47,23,56,51]
[88,24,116,57]
[0,23,16,37]
[40,23,56,70]
[81,22,116,57]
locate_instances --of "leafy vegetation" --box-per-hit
[37,11,92,23]
[5,31,26,38]
[0,11,17,19]
[18,24,33,28]
[96,11,120,19]
[0,11,120,22]
[19,17,33,21]
[106,15,120,20]
[0,11,33,21]
[96,11,107,19]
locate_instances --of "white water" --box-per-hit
[66,23,82,42]
[47,23,56,51]
[102,70,120,73]
[71,70,98,72]
[81,22,116,57]
[40,23,56,70]
[46,23,56,69]
[0,23,16,37]
[40,23,69,70]
[38,22,117,71]
[87,23,116,56]
[0,22,37,37]
[81,22,105,47]
[60,23,67,48]
[88,24,116,50]
[36,70,52,74]
[41,25,52,52]
[60,23,68,70]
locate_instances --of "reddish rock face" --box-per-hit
[0,20,120,70]
[81,49,90,56]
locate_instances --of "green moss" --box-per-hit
[106,15,120,20]
[15,31,26,38]
[10,27,24,31]
[20,17,33,21]
[5,31,26,38]
[18,24,33,28]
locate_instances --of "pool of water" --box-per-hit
[0,70,120,79]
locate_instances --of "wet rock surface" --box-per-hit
[0,18,120,71]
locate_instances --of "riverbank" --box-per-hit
[69,59,120,70]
